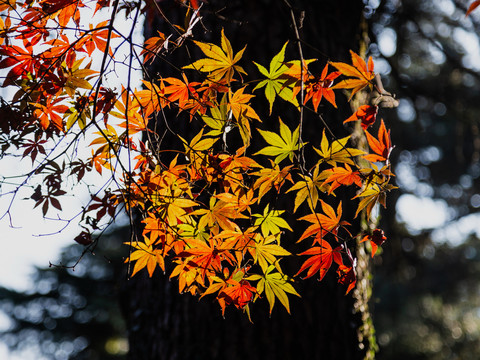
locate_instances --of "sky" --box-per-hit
[0,5,143,292]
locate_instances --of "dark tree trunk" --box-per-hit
[120,1,374,359]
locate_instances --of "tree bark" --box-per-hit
[120,1,373,359]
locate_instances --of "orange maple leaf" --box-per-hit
[363,119,393,163]
[163,73,201,110]
[141,31,169,64]
[252,161,293,201]
[178,238,235,279]
[304,63,341,110]
[321,164,363,194]
[227,87,261,122]
[131,81,168,119]
[330,50,374,99]
[125,237,165,277]
[218,279,256,311]
[298,200,350,243]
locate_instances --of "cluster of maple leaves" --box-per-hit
[0,0,395,316]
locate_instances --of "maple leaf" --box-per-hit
[89,124,119,150]
[81,21,120,56]
[252,204,292,237]
[320,163,363,195]
[90,148,113,174]
[467,0,480,16]
[361,228,387,257]
[65,95,91,130]
[149,181,198,226]
[248,233,291,272]
[142,213,178,256]
[215,189,257,215]
[298,200,350,243]
[31,97,69,131]
[337,264,356,294]
[91,86,116,121]
[251,161,293,201]
[286,165,329,212]
[162,73,200,110]
[314,129,365,167]
[31,183,67,216]
[130,81,167,118]
[253,42,299,114]
[170,259,204,295]
[218,277,257,311]
[141,31,170,64]
[223,87,260,146]
[0,44,37,86]
[63,58,98,97]
[183,28,247,83]
[227,86,261,121]
[304,63,341,110]
[181,128,219,171]
[330,50,375,99]
[22,138,47,164]
[295,240,343,280]
[344,104,378,130]
[247,265,300,314]
[214,226,256,262]
[201,100,229,137]
[364,119,393,163]
[191,195,246,231]
[353,183,387,219]
[282,58,317,99]
[254,117,304,163]
[125,236,165,277]
[177,238,234,279]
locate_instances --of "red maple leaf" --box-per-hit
[219,279,256,310]
[295,240,343,280]
[361,228,387,257]
[321,164,363,194]
[344,105,378,130]
[337,264,356,294]
[467,0,480,16]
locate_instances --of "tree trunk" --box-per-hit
[120,1,374,359]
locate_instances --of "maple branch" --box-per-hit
[283,0,307,170]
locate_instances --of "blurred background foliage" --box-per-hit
[370,0,480,359]
[2,0,480,358]
[0,230,127,360]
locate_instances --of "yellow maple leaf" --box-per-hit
[183,28,247,83]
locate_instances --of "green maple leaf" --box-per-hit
[253,42,298,114]
[247,265,300,314]
[286,165,329,212]
[252,204,292,237]
[202,96,229,137]
[249,233,291,273]
[254,118,304,163]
